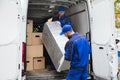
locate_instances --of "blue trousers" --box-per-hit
[66,68,88,80]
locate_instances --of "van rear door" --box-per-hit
[0,0,22,80]
[89,0,118,79]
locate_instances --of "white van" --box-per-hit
[0,0,118,80]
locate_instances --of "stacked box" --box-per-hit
[27,33,43,58]
[27,20,33,33]
[33,57,45,70]
[26,19,45,71]
[26,58,33,71]
[31,33,43,45]
[27,45,43,57]
[26,33,32,46]
[27,33,43,46]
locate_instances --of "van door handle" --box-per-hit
[99,47,104,49]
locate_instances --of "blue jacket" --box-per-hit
[52,15,71,27]
[65,32,90,68]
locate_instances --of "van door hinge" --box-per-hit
[19,46,20,50]
[18,64,20,69]
[22,16,25,22]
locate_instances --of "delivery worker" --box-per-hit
[52,6,71,27]
[60,25,90,80]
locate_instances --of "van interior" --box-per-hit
[26,0,91,80]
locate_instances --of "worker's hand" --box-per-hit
[55,21,61,25]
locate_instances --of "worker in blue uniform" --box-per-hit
[52,6,71,27]
[60,25,91,80]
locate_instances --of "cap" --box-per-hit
[58,6,65,12]
[60,25,73,35]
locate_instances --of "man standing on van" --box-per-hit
[52,6,71,27]
[60,25,90,80]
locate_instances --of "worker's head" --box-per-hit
[58,6,65,17]
[60,25,74,38]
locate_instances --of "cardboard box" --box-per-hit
[27,20,33,32]
[31,33,42,45]
[27,45,43,57]
[33,57,45,70]
[26,58,33,71]
[26,33,32,46]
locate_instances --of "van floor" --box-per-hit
[26,66,67,80]
[26,70,92,80]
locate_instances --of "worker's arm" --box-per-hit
[76,36,90,58]
[52,17,61,25]
[65,18,71,25]
[64,41,73,61]
[72,36,91,60]
[52,16,58,21]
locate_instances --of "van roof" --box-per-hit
[28,0,80,23]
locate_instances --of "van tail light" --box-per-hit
[22,42,26,76]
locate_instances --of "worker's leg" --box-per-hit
[81,68,88,80]
[66,69,82,80]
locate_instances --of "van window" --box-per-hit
[91,1,112,44]
[0,1,18,45]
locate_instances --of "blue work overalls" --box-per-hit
[65,32,90,80]
[52,15,71,27]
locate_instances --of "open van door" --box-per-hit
[20,0,28,78]
[0,0,22,80]
[88,0,118,79]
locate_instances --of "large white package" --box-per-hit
[43,22,70,72]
